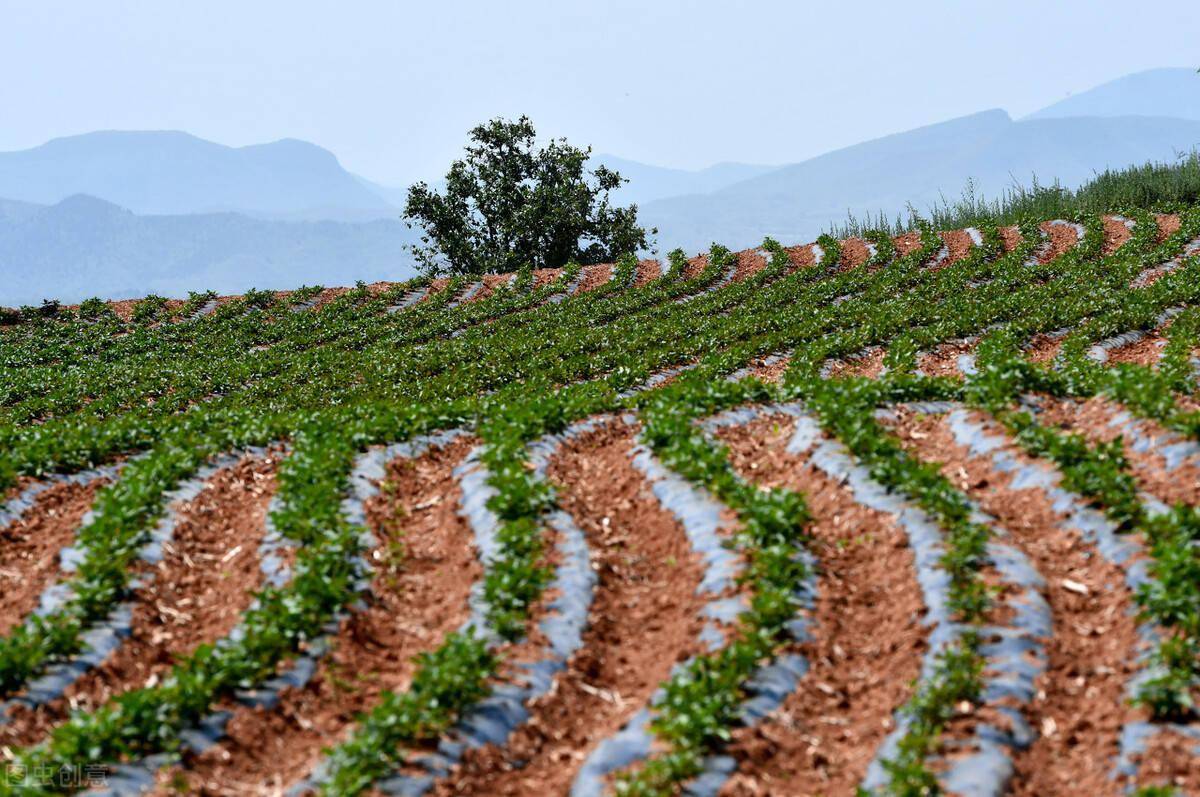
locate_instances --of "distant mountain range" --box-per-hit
[592,156,775,206]
[0,130,393,218]
[0,195,418,305]
[1025,67,1200,123]
[1,67,1198,305]
[642,107,1200,253]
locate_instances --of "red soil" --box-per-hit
[893,231,924,257]
[1040,222,1081,264]
[683,254,711,280]
[783,243,817,273]
[577,264,614,293]
[532,268,563,290]
[425,277,453,301]
[1035,396,1200,507]
[1156,214,1182,244]
[732,249,769,282]
[428,422,711,796]
[1106,335,1168,366]
[826,347,886,379]
[1128,728,1200,793]
[744,354,793,385]
[838,239,871,272]
[1000,226,1023,253]
[1024,333,1065,364]
[1,477,38,504]
[161,437,479,795]
[940,229,974,267]
[0,478,108,637]
[468,273,517,303]
[1102,216,1133,256]
[916,340,977,378]
[887,409,1148,797]
[2,453,281,748]
[714,414,927,796]
[633,259,663,287]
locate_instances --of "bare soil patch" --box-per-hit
[1024,332,1065,364]
[1128,728,1200,793]
[469,273,517,303]
[1156,214,1182,244]
[162,437,479,795]
[744,354,792,384]
[633,259,662,287]
[783,243,817,273]
[425,277,453,301]
[1102,216,1133,255]
[0,478,108,637]
[1000,226,1023,253]
[887,409,1147,797]
[1,453,282,748]
[1040,222,1080,264]
[533,268,562,291]
[713,414,927,796]
[733,249,769,282]
[826,347,885,379]
[1035,395,1200,506]
[683,254,711,280]
[1,477,37,504]
[893,231,923,257]
[578,264,614,292]
[429,422,710,796]
[838,239,871,272]
[1107,334,1168,366]
[917,340,977,378]
[940,229,974,267]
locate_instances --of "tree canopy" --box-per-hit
[404,116,653,276]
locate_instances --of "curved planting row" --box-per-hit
[0,448,284,778]
[429,417,716,795]
[568,421,754,795]
[5,201,1200,796]
[0,466,120,639]
[0,233,828,793]
[348,428,596,796]
[99,430,475,794]
[882,404,1151,795]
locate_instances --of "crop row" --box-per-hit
[1,209,1199,793]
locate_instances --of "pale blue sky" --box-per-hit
[2,0,1196,184]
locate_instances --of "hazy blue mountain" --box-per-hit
[353,174,411,208]
[1027,68,1200,122]
[641,109,1200,253]
[0,194,418,306]
[591,155,775,205]
[0,198,43,224]
[0,131,395,217]
[6,68,1200,303]
[353,157,773,211]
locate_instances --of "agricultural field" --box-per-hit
[3,207,1200,797]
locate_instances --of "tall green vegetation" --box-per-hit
[403,115,654,277]
[831,150,1200,237]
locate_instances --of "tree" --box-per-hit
[403,116,654,276]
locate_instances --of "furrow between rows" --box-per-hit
[423,418,710,795]
[567,419,750,796]
[366,425,599,796]
[0,467,118,638]
[885,403,1200,794]
[158,433,478,795]
[698,406,923,796]
[0,449,278,746]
